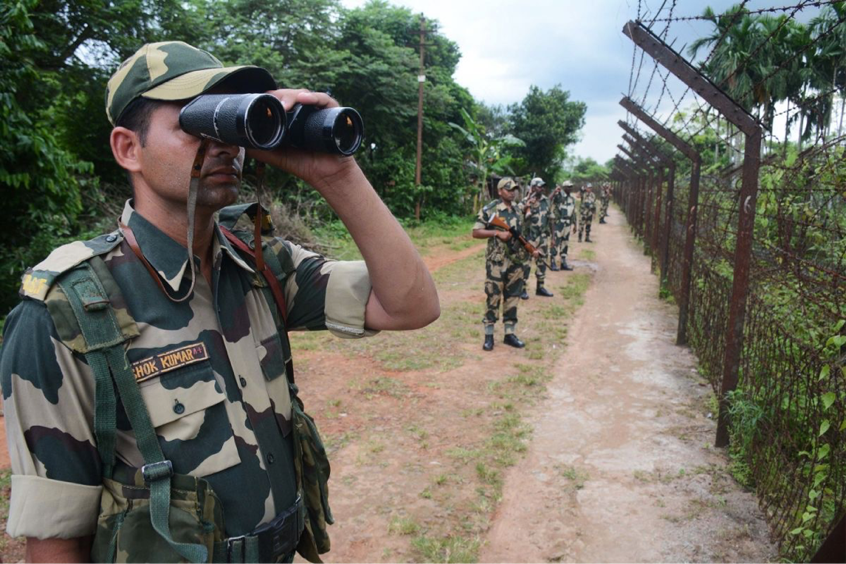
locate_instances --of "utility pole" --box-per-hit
[414,15,426,220]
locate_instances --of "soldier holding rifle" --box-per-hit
[472,177,539,351]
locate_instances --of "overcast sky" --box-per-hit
[338,0,820,164]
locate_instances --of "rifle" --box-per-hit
[486,215,551,269]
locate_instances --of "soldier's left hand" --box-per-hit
[532,249,540,259]
[248,89,358,190]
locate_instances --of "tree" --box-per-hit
[449,108,524,208]
[562,156,610,184]
[508,85,586,181]
[0,0,93,315]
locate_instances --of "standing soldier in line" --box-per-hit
[472,177,539,351]
[578,184,597,242]
[549,180,577,271]
[599,184,611,224]
[519,177,554,299]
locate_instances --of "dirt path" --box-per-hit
[479,211,777,563]
[0,218,779,563]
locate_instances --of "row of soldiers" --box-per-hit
[472,176,611,351]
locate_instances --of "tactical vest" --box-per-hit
[21,204,333,563]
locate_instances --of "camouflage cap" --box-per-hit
[106,41,277,125]
[497,177,519,191]
[562,180,574,187]
[529,177,545,187]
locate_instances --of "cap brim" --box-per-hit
[142,66,277,101]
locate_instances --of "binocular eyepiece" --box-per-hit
[179,93,364,156]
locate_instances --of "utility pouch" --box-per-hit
[91,472,225,563]
[290,386,334,562]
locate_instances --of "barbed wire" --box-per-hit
[645,0,840,23]
[639,0,677,109]
[661,0,751,131]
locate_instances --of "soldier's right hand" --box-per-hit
[496,231,513,242]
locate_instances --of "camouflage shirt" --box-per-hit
[473,199,527,264]
[0,200,374,540]
[521,193,551,246]
[580,192,597,215]
[551,190,576,224]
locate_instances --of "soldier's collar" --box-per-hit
[119,200,254,294]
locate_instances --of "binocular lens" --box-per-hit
[179,93,286,150]
[180,94,364,155]
[245,96,286,149]
[332,109,363,155]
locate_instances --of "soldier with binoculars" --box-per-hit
[0,41,439,563]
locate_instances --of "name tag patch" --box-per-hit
[132,342,209,383]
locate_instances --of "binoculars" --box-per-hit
[179,93,364,155]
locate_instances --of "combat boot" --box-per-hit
[549,262,560,272]
[520,290,530,300]
[585,236,592,243]
[577,234,582,242]
[483,335,494,351]
[561,260,574,271]
[536,282,553,297]
[503,334,525,348]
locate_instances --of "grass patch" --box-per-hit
[560,465,590,489]
[362,377,408,398]
[579,248,596,261]
[411,534,481,563]
[314,217,476,262]
[388,516,421,536]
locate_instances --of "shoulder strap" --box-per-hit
[220,227,289,325]
[55,259,208,564]
[220,227,298,390]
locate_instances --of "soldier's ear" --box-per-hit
[110,127,143,174]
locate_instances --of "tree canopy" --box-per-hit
[0,0,588,316]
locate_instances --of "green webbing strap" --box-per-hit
[57,263,122,478]
[211,535,260,563]
[59,262,208,564]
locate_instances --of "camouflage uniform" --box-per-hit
[550,188,576,267]
[0,200,374,544]
[578,191,597,242]
[474,199,527,335]
[599,187,611,223]
[520,192,551,285]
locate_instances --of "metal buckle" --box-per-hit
[253,495,302,562]
[226,535,247,563]
[140,460,173,483]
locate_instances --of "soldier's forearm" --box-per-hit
[472,229,497,239]
[27,536,92,563]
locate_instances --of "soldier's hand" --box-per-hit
[496,231,512,242]
[532,249,540,259]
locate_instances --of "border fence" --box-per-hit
[611,2,845,561]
